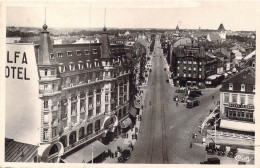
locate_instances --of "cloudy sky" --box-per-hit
[6,1,259,31]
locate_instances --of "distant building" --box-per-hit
[6,37,21,43]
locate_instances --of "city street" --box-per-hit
[128,36,220,164]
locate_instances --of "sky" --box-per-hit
[6,1,259,31]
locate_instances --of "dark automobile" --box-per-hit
[227,146,238,158]
[190,90,203,95]
[175,89,185,93]
[164,68,166,71]
[166,79,169,83]
[200,157,220,164]
[188,93,200,98]
[206,142,216,154]
[217,145,226,156]
[118,149,131,163]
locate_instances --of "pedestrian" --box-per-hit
[111,152,114,158]
[115,150,118,157]
[189,142,193,148]
[126,133,128,138]
[176,102,178,106]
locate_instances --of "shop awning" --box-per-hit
[63,140,108,163]
[220,119,255,132]
[121,118,132,128]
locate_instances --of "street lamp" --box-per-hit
[214,118,221,149]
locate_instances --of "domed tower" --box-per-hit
[38,23,61,144]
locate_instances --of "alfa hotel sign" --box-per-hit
[5,51,30,80]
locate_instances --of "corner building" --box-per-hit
[5,25,131,163]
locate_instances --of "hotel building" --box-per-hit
[5,24,132,163]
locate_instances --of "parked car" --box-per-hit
[166,79,169,83]
[227,146,238,158]
[175,89,185,93]
[206,142,216,155]
[200,157,220,164]
[164,68,166,71]
[217,145,226,156]
[189,90,203,95]
[118,149,131,163]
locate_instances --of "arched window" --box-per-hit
[49,144,58,156]
[87,123,93,135]
[95,120,100,132]
[79,127,84,140]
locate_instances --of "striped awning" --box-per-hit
[121,118,132,128]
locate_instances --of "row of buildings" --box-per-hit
[5,24,148,163]
[162,24,255,89]
[162,23,256,140]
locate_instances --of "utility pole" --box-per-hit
[214,118,221,148]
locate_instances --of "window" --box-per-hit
[84,50,90,55]
[177,73,179,77]
[224,93,229,103]
[240,95,245,104]
[105,92,109,102]
[95,120,100,132]
[184,66,186,70]
[44,84,48,90]
[43,129,48,140]
[50,53,54,60]
[177,66,179,70]
[52,83,55,90]
[69,64,75,71]
[45,69,48,76]
[93,49,98,54]
[199,75,201,78]
[105,105,108,113]
[87,124,93,135]
[232,94,237,103]
[59,66,65,73]
[78,63,83,70]
[248,96,254,105]
[51,69,55,75]
[52,128,57,137]
[76,50,81,56]
[44,100,48,108]
[253,85,255,92]
[57,52,63,58]
[241,84,245,91]
[67,51,73,56]
[229,83,233,91]
[199,68,202,71]
[193,67,196,71]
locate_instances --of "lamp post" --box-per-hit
[214,118,221,149]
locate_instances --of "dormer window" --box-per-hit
[84,50,90,55]
[67,51,73,57]
[69,63,75,71]
[44,69,48,76]
[57,52,63,58]
[241,84,245,92]
[93,49,98,54]
[59,65,65,73]
[50,53,55,60]
[229,83,233,91]
[76,50,81,56]
[78,61,83,70]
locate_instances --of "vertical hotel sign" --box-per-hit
[6,49,30,80]
[5,44,41,145]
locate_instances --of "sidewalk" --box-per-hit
[102,82,147,163]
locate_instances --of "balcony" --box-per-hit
[80,107,86,113]
[51,105,59,112]
[71,96,77,103]
[71,110,77,116]
[80,93,85,99]
[39,89,61,97]
[96,101,101,106]
[88,104,94,109]
[61,112,67,120]
[52,119,59,127]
